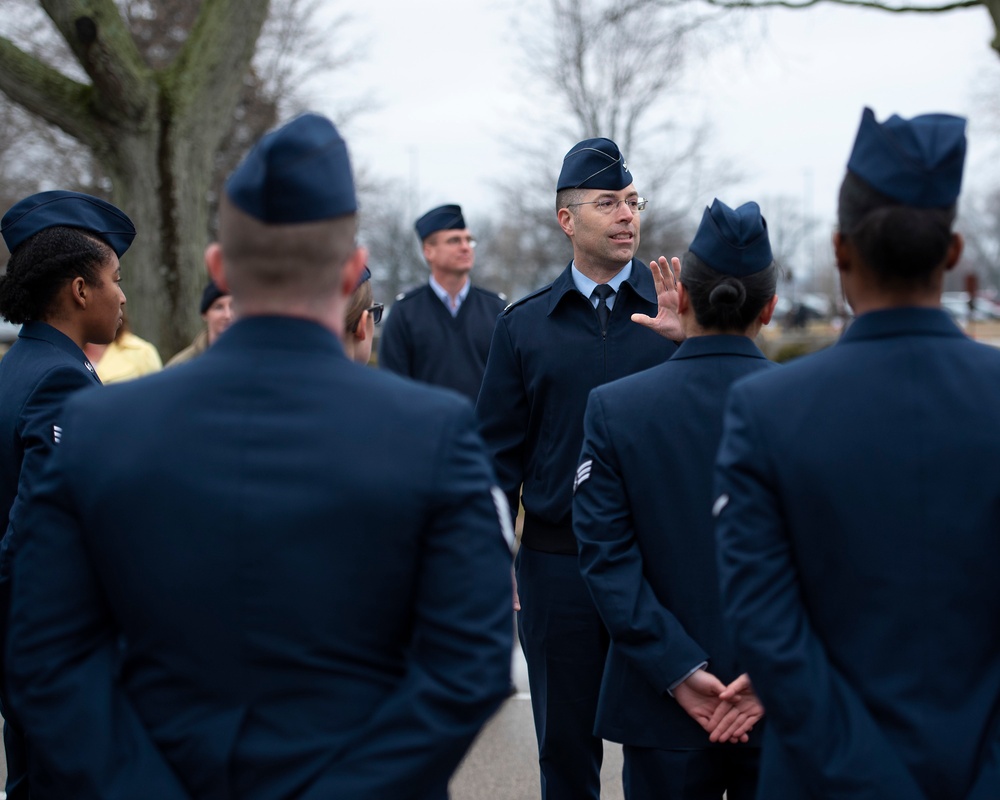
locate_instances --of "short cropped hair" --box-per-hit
[218,195,358,299]
[556,188,587,215]
[837,171,957,291]
[680,251,777,333]
[0,226,112,324]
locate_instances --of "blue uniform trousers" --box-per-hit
[622,745,759,800]
[516,546,609,800]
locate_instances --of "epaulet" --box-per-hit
[393,285,426,304]
[501,284,552,315]
[470,285,508,303]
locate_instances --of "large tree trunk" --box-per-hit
[0,0,271,356]
[106,127,212,356]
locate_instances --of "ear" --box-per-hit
[205,243,229,291]
[758,294,780,326]
[676,281,691,316]
[353,309,370,342]
[341,246,367,296]
[557,207,575,237]
[943,232,963,272]
[70,276,88,309]
[833,231,852,274]
[422,239,434,262]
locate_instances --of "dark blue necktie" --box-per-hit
[593,284,614,332]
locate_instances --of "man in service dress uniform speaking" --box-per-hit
[5,114,514,800]
[477,138,680,800]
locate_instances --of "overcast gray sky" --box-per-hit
[315,0,998,265]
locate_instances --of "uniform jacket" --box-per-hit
[715,308,1000,800]
[379,283,506,402]
[6,316,514,800]
[476,259,677,553]
[0,321,101,573]
[574,335,776,749]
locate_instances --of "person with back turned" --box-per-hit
[573,198,779,800]
[5,113,514,800]
[714,107,1000,799]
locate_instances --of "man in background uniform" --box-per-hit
[379,203,506,402]
[6,114,513,800]
[715,108,1000,799]
[476,138,680,800]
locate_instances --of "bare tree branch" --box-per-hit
[701,0,980,13]
[39,0,151,123]
[0,35,97,142]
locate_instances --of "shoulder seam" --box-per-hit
[393,285,429,303]
[502,284,552,315]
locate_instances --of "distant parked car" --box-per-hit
[941,292,1000,322]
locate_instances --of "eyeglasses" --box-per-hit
[367,303,384,325]
[441,234,477,248]
[567,197,648,214]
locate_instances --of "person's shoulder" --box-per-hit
[469,285,508,306]
[499,282,555,318]
[589,360,667,409]
[728,346,831,404]
[22,344,96,391]
[962,335,1000,362]
[392,284,432,305]
[361,361,477,422]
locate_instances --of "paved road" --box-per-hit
[450,637,624,800]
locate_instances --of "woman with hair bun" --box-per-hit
[573,198,778,800]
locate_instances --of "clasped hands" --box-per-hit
[673,669,764,744]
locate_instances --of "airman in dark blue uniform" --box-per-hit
[476,138,679,799]
[573,199,780,800]
[0,190,134,799]
[5,114,514,799]
[715,109,1000,799]
[379,203,506,402]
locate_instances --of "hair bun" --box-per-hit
[709,278,746,308]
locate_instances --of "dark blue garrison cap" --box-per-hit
[226,113,357,223]
[355,265,372,289]
[557,138,633,191]
[415,204,466,240]
[689,199,773,278]
[199,279,229,314]
[1,190,135,257]
[847,107,967,208]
